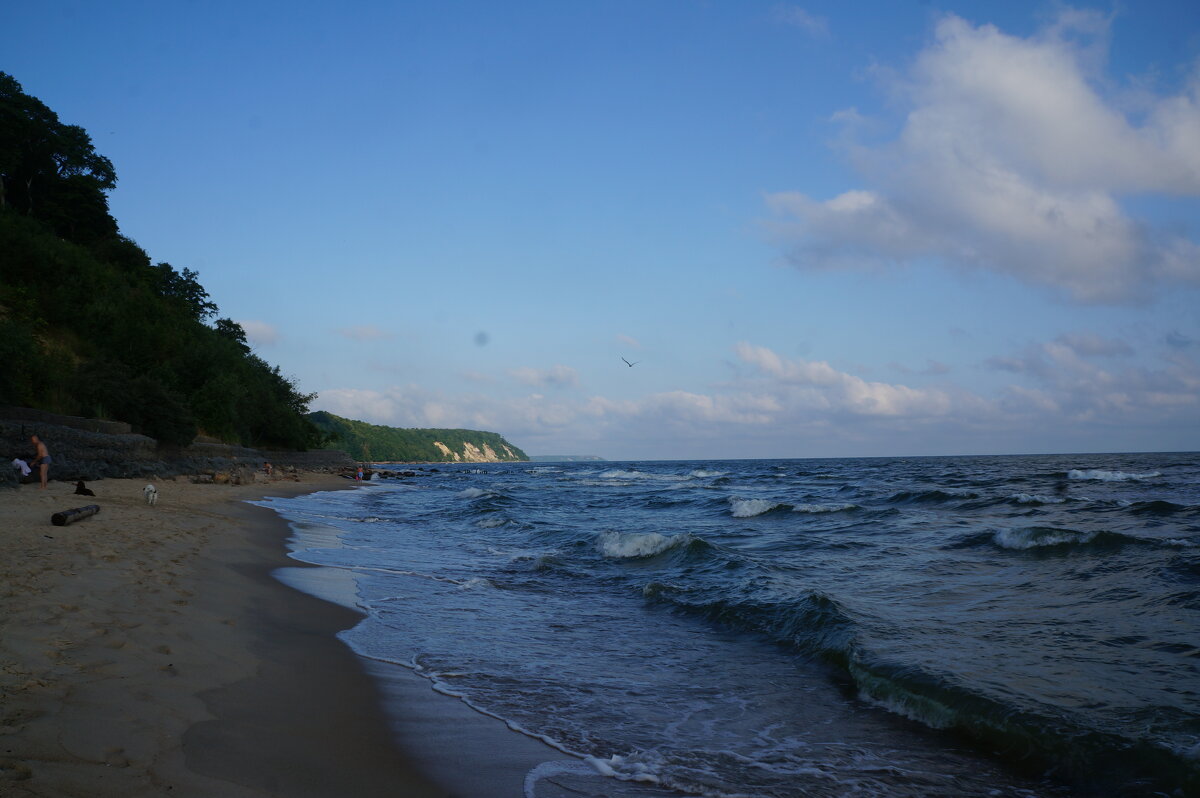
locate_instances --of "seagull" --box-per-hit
[622,357,639,367]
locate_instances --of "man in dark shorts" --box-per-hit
[31,434,50,489]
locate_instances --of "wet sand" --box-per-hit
[0,474,447,797]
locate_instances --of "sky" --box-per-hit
[4,1,1200,460]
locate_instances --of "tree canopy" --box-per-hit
[0,71,319,449]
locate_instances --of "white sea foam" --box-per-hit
[596,530,689,558]
[1068,469,1161,482]
[476,517,509,528]
[730,498,782,518]
[413,668,579,758]
[993,527,1097,549]
[690,469,728,478]
[599,469,688,482]
[1010,493,1065,504]
[458,487,489,498]
[793,503,858,514]
[523,761,605,798]
[584,754,664,784]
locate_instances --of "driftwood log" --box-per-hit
[51,504,100,526]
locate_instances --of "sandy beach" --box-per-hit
[0,474,449,797]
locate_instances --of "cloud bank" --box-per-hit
[772,5,828,37]
[508,364,580,388]
[316,337,1198,458]
[235,320,279,347]
[337,325,392,341]
[767,10,1200,302]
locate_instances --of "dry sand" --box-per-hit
[0,474,448,797]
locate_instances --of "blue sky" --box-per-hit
[5,1,1199,459]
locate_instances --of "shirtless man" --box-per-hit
[31,434,50,489]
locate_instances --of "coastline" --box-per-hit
[0,474,446,797]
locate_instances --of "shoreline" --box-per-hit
[0,475,445,796]
[259,484,592,798]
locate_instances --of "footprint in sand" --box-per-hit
[104,748,130,768]
[0,758,33,781]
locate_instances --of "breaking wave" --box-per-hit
[1068,469,1161,482]
[991,526,1148,551]
[596,530,694,559]
[728,498,859,518]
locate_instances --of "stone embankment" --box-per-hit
[1,407,355,488]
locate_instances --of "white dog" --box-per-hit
[143,484,158,506]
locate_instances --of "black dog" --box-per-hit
[74,480,95,496]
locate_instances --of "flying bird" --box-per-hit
[622,357,639,367]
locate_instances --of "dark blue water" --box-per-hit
[261,453,1200,797]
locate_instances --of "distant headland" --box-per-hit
[307,411,528,463]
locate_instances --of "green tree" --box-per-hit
[0,72,116,242]
[0,72,323,451]
[213,317,250,352]
[153,262,218,321]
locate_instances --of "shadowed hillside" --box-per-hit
[1,71,317,449]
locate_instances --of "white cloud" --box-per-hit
[459,370,496,384]
[235,319,279,346]
[508,364,580,388]
[315,386,596,442]
[1055,332,1133,358]
[617,334,642,349]
[772,5,828,37]
[337,325,392,341]
[767,10,1200,303]
[639,390,781,425]
[984,333,1200,422]
[735,342,957,417]
[891,359,952,376]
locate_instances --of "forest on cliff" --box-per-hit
[0,71,318,449]
[308,411,529,463]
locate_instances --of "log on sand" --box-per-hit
[50,504,100,526]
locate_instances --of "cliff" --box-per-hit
[307,411,528,463]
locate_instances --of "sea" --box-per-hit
[255,452,1199,797]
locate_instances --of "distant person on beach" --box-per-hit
[31,434,49,489]
[263,461,273,476]
[356,465,364,483]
